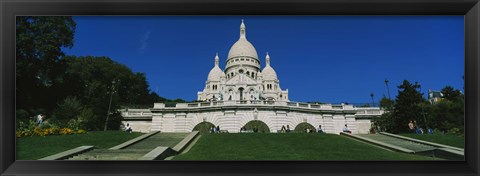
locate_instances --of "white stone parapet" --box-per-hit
[149,101,362,111]
[120,101,383,134]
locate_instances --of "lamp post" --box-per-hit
[104,79,119,131]
[385,79,391,100]
[416,83,428,129]
[370,92,375,107]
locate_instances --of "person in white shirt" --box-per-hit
[125,123,132,133]
[343,124,351,134]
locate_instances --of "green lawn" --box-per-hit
[399,133,464,148]
[173,133,437,160]
[17,131,143,160]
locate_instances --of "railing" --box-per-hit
[120,102,384,118]
[149,101,371,111]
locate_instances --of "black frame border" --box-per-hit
[1,0,479,176]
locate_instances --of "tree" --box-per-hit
[392,80,426,133]
[425,86,464,134]
[379,97,395,109]
[441,86,463,102]
[16,16,76,114]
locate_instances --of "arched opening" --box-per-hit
[242,120,270,133]
[294,122,316,133]
[239,87,244,100]
[193,122,216,134]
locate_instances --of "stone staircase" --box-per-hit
[66,133,190,160]
[68,149,150,160]
[125,133,188,150]
[357,134,437,152]
[353,133,463,160]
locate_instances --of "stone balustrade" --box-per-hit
[120,101,382,119]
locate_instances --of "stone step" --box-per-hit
[68,149,149,160]
[357,134,437,152]
[124,133,189,150]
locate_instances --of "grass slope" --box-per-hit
[17,131,143,160]
[398,134,464,148]
[173,133,436,160]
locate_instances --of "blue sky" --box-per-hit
[64,16,464,104]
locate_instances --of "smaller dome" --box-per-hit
[262,66,278,81]
[208,67,224,82]
[262,53,278,81]
[207,53,225,82]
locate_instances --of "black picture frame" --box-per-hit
[1,0,479,176]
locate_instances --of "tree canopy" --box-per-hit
[16,17,187,131]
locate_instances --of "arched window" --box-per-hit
[251,72,255,78]
[246,71,250,76]
[239,69,244,74]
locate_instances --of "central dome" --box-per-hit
[227,20,259,61]
[227,38,258,60]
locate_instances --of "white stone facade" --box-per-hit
[121,101,384,134]
[197,20,288,102]
[120,20,384,134]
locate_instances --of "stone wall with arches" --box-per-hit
[130,106,373,134]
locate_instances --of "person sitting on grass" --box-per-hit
[427,127,433,134]
[317,125,323,133]
[343,124,352,134]
[408,120,415,133]
[125,123,132,133]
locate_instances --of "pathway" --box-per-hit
[351,133,464,160]
[67,133,189,160]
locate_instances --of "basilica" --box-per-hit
[197,20,288,102]
[120,20,383,134]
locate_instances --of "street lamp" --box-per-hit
[370,92,375,107]
[104,79,119,131]
[384,79,391,100]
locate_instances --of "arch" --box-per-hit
[266,97,275,101]
[239,87,244,100]
[192,121,216,134]
[294,122,316,133]
[242,120,270,133]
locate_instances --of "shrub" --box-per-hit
[15,118,87,138]
[447,128,462,136]
[59,128,74,135]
